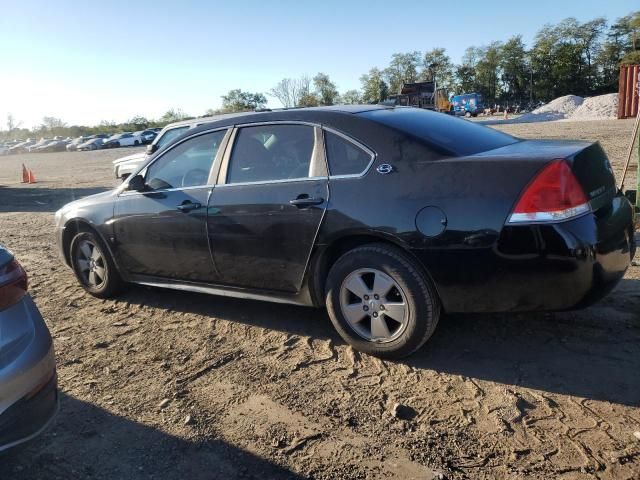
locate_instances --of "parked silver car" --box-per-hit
[0,246,57,452]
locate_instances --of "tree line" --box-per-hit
[2,11,638,141]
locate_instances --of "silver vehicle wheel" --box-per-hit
[339,268,409,343]
[75,239,106,288]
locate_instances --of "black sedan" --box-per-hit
[54,106,636,358]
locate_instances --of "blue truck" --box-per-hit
[451,93,484,117]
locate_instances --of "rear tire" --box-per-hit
[325,243,440,359]
[70,230,123,298]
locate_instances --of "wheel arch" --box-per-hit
[307,233,442,309]
[62,219,122,275]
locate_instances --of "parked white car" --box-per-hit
[112,119,210,179]
[102,132,143,149]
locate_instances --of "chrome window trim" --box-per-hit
[234,120,320,128]
[213,176,326,189]
[118,126,230,197]
[322,127,377,179]
[218,122,326,186]
[118,184,214,197]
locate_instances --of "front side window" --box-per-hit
[227,124,315,184]
[324,131,373,176]
[155,126,190,149]
[145,130,226,190]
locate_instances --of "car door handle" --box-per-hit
[177,201,202,212]
[289,196,324,207]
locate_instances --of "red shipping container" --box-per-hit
[618,64,639,119]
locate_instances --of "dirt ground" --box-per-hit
[0,119,638,480]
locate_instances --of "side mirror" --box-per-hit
[127,174,145,192]
[146,144,158,155]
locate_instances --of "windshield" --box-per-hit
[358,107,519,156]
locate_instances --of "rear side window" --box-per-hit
[359,108,518,156]
[324,131,373,176]
[227,124,315,184]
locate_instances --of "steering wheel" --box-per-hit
[181,168,209,187]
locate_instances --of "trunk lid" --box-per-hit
[472,139,617,212]
[566,142,617,211]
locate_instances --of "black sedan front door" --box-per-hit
[208,124,328,293]
[113,130,227,282]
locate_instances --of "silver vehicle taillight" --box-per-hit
[0,259,28,311]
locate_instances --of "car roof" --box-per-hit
[160,105,392,130]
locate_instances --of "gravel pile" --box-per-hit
[570,93,618,120]
[517,95,584,123]
[511,93,618,124]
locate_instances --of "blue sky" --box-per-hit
[0,0,634,128]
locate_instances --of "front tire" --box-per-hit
[325,243,440,359]
[70,230,123,298]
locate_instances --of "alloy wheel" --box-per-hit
[339,268,409,343]
[75,240,106,288]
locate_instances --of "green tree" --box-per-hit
[220,89,267,112]
[360,68,389,103]
[422,48,455,93]
[630,11,640,50]
[530,17,609,99]
[160,108,188,123]
[474,42,503,103]
[577,17,607,86]
[500,36,528,102]
[597,14,635,90]
[621,12,640,63]
[126,116,150,131]
[297,93,320,107]
[383,52,421,94]
[340,89,362,104]
[454,64,476,94]
[621,50,640,64]
[313,72,339,105]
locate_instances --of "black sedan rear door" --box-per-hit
[207,123,328,293]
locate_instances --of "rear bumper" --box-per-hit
[0,373,58,452]
[422,193,635,313]
[0,295,58,452]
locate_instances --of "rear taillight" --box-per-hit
[507,160,590,224]
[0,259,28,311]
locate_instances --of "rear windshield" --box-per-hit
[358,108,518,156]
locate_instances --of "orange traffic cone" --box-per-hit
[21,164,28,183]
[27,169,36,184]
